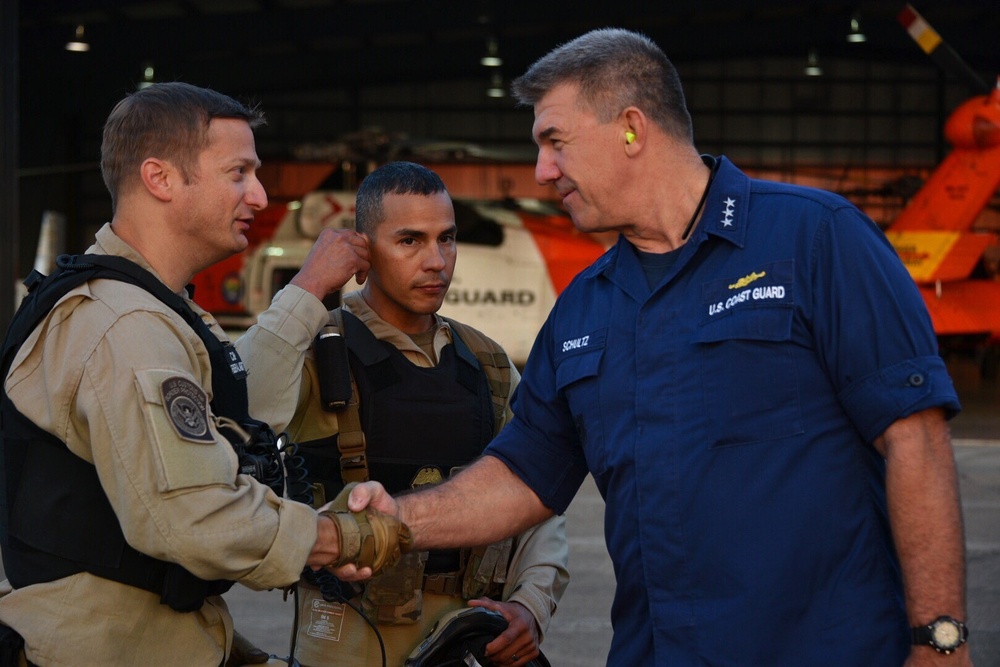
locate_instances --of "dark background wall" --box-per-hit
[6,1,1000,331]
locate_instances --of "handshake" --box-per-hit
[318,482,411,576]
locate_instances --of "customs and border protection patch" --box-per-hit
[160,376,215,443]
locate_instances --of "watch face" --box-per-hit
[932,619,962,649]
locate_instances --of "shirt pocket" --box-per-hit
[694,307,804,448]
[134,368,238,492]
[554,335,607,473]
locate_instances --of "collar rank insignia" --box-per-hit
[720,197,736,228]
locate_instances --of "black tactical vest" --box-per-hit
[300,311,495,572]
[0,254,248,612]
[302,311,494,493]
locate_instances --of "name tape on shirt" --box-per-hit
[557,328,607,356]
[225,346,247,380]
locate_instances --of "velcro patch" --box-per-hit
[160,376,215,443]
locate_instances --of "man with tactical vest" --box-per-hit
[0,82,410,666]
[235,161,569,666]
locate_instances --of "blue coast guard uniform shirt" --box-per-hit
[486,156,961,666]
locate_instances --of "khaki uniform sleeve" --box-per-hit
[9,289,319,590]
[498,361,521,430]
[234,284,330,432]
[502,515,570,642]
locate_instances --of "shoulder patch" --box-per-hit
[160,376,215,443]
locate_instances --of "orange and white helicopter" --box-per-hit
[190,174,607,366]
[883,4,1000,376]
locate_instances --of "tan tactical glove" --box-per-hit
[321,482,412,575]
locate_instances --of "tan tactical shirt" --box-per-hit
[236,288,570,665]
[0,224,319,666]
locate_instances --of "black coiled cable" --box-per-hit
[279,438,312,507]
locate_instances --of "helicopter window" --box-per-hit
[452,200,504,247]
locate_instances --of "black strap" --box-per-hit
[51,255,249,420]
[0,623,25,667]
[0,254,238,612]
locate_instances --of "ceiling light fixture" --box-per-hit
[486,72,506,98]
[480,37,503,67]
[847,12,867,43]
[64,24,90,52]
[804,49,823,76]
[137,63,156,90]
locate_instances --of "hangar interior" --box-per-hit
[4,0,1000,319]
[2,4,1000,664]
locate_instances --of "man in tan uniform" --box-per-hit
[236,161,569,666]
[0,82,388,666]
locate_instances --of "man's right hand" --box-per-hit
[290,227,370,301]
[307,482,409,581]
[320,482,411,574]
[342,480,399,516]
[306,513,341,570]
[317,481,400,581]
[307,514,375,582]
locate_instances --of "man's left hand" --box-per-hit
[469,598,541,666]
[224,630,270,666]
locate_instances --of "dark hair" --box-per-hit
[100,81,265,211]
[511,28,693,141]
[355,161,448,235]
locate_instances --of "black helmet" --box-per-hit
[405,607,551,667]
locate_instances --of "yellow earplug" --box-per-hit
[625,131,636,144]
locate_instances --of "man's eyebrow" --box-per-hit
[392,225,457,238]
[537,126,558,142]
[231,156,261,169]
[392,227,428,238]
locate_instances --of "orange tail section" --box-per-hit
[890,147,1000,233]
[890,81,1000,233]
[886,81,1000,289]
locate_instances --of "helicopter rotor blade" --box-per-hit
[898,3,990,95]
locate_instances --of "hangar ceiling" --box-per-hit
[10,0,1000,244]
[19,1,999,97]
[18,0,999,159]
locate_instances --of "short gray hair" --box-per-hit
[511,28,693,141]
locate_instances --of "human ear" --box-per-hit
[139,158,174,202]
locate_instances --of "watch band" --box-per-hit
[911,616,969,654]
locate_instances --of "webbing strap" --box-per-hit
[325,310,370,483]
[474,346,512,435]
[337,401,368,484]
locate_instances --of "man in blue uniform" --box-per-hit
[336,28,971,666]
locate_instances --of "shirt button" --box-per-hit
[907,373,925,387]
